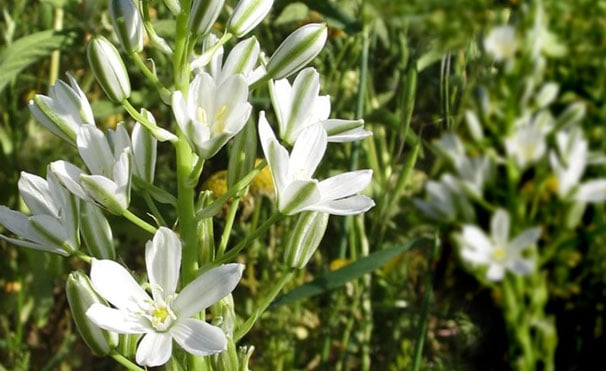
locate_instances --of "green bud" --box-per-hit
[163,0,180,15]
[66,271,117,355]
[211,335,239,371]
[228,120,256,195]
[189,0,225,36]
[227,0,274,37]
[266,23,327,80]
[80,202,115,259]
[284,211,329,268]
[109,0,144,54]
[87,36,132,103]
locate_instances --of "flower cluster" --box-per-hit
[0,0,374,368]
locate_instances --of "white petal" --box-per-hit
[486,264,505,281]
[18,172,57,216]
[77,125,114,176]
[0,206,33,238]
[146,227,182,302]
[284,68,320,142]
[289,124,326,180]
[258,113,289,192]
[171,91,189,129]
[86,303,148,334]
[132,121,157,183]
[317,170,372,201]
[0,233,67,255]
[507,227,541,254]
[136,332,173,367]
[271,78,293,135]
[576,179,606,203]
[173,264,244,319]
[507,257,534,276]
[90,259,150,310]
[279,179,321,215]
[491,209,510,247]
[50,160,90,201]
[308,195,375,215]
[171,318,227,356]
[460,226,492,255]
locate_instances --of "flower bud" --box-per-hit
[163,0,181,15]
[80,202,115,259]
[227,0,274,37]
[132,113,157,184]
[211,335,239,371]
[228,121,257,194]
[265,23,327,80]
[87,36,132,103]
[66,271,117,355]
[284,211,329,268]
[109,0,144,54]
[188,0,225,36]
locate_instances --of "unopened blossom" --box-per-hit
[259,113,374,215]
[28,72,95,146]
[456,209,541,281]
[86,227,244,367]
[505,123,546,169]
[271,67,370,145]
[172,71,252,159]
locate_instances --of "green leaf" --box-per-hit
[270,238,428,308]
[0,29,77,94]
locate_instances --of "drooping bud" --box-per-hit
[87,36,132,103]
[109,0,144,54]
[66,271,118,355]
[284,211,329,268]
[227,0,274,37]
[188,0,225,37]
[265,23,327,80]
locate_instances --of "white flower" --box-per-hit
[51,124,132,214]
[271,67,370,145]
[550,128,606,203]
[484,25,517,61]
[0,169,79,255]
[259,113,374,215]
[414,174,474,223]
[86,227,244,367]
[172,72,252,159]
[505,123,546,169]
[28,72,95,146]
[456,209,540,282]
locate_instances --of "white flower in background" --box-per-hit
[51,124,132,214]
[0,169,79,256]
[259,113,374,215]
[28,72,95,146]
[550,128,606,202]
[414,174,473,223]
[86,227,244,367]
[484,25,517,61]
[172,71,252,159]
[505,123,546,169]
[271,67,370,145]
[456,209,541,282]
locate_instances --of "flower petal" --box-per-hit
[86,303,148,334]
[460,225,492,256]
[171,318,227,356]
[486,264,505,281]
[146,227,182,301]
[279,179,321,215]
[576,179,606,203]
[173,263,244,319]
[18,172,57,216]
[308,195,375,215]
[289,123,326,181]
[77,125,114,176]
[259,113,289,192]
[317,170,372,201]
[507,227,541,253]
[90,259,150,311]
[136,332,173,367]
[490,209,510,247]
[50,160,90,201]
[507,257,534,276]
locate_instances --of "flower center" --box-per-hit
[213,105,227,133]
[492,246,507,262]
[149,301,176,332]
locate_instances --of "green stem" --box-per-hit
[122,99,176,142]
[122,209,157,234]
[130,51,172,100]
[142,191,167,226]
[49,6,63,85]
[217,197,241,257]
[205,212,284,269]
[234,271,295,341]
[110,350,146,371]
